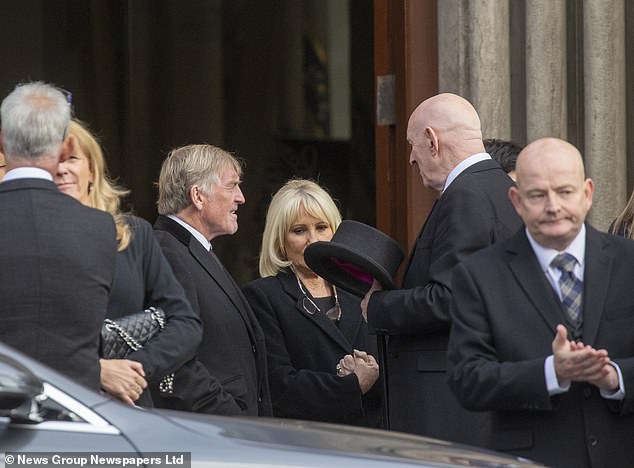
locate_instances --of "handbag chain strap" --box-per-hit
[103,320,143,351]
[151,307,166,328]
[103,306,165,352]
[103,307,174,395]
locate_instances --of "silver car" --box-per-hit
[0,342,543,467]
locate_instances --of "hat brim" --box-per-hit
[304,242,397,297]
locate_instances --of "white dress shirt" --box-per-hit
[443,152,491,193]
[525,226,624,399]
[167,214,211,251]
[2,167,53,182]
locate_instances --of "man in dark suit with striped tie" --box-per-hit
[448,138,634,467]
[153,144,271,416]
[361,93,522,443]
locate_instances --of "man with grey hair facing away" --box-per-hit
[0,82,117,390]
[153,144,271,416]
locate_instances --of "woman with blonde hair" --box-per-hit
[243,179,381,427]
[610,190,634,238]
[56,120,201,406]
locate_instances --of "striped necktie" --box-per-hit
[550,252,583,325]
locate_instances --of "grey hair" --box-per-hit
[0,81,71,160]
[157,144,243,215]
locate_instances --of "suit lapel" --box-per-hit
[507,230,563,333]
[154,216,256,342]
[279,272,355,353]
[154,215,191,245]
[190,240,256,340]
[581,226,611,345]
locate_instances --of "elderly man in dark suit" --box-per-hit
[0,82,117,390]
[361,93,522,443]
[448,138,634,468]
[153,144,271,416]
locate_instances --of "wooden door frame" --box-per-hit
[374,0,438,274]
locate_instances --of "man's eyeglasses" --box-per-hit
[58,87,73,107]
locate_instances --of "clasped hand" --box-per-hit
[552,324,618,391]
[336,349,379,394]
[100,358,148,405]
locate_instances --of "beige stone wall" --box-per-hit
[437,0,629,230]
[438,0,511,140]
[583,0,626,228]
[525,0,567,142]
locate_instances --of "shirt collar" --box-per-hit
[526,224,586,274]
[2,167,53,182]
[443,152,491,193]
[167,214,212,251]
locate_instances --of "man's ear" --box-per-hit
[425,127,439,156]
[584,178,594,208]
[190,185,205,210]
[508,186,523,216]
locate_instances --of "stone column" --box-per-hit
[438,0,511,139]
[525,0,567,141]
[584,0,626,229]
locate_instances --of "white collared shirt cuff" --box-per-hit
[545,355,570,395]
[600,361,625,400]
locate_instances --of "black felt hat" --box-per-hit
[304,220,405,297]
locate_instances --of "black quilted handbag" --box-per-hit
[100,306,174,394]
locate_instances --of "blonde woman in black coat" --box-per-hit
[609,189,634,238]
[243,179,381,427]
[56,120,200,406]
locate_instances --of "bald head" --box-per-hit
[406,93,486,191]
[510,137,593,250]
[410,93,483,142]
[515,138,585,188]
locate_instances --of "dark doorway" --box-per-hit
[0,0,374,284]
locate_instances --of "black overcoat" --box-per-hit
[448,225,634,468]
[367,159,522,443]
[243,270,382,427]
[153,215,271,416]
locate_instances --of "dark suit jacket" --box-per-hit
[106,216,202,405]
[243,270,382,427]
[448,226,634,468]
[153,215,271,416]
[367,159,522,442]
[0,178,117,390]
